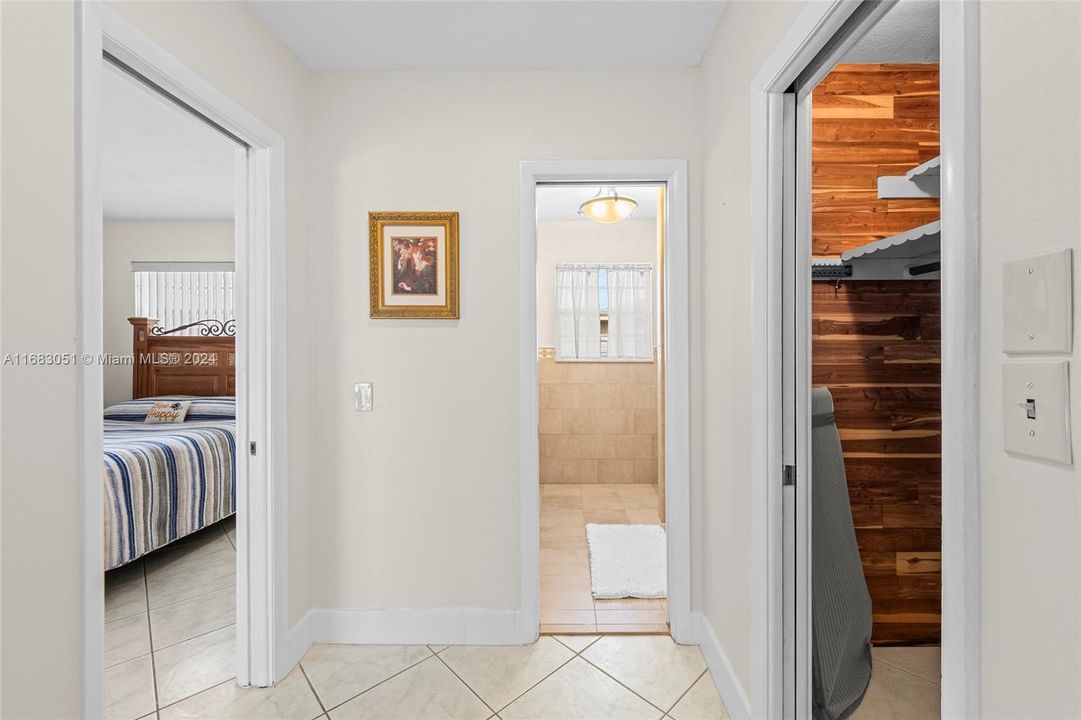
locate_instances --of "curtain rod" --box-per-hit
[555,263,653,271]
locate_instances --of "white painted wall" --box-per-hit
[979,2,1081,717]
[306,68,700,611]
[697,0,808,704]
[102,221,234,407]
[536,218,658,348]
[0,3,310,714]
[1,3,83,717]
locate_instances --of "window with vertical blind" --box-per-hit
[133,261,235,335]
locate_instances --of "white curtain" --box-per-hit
[555,266,601,359]
[607,266,653,360]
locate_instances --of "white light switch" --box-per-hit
[1002,361,1072,465]
[353,382,373,412]
[1003,248,1073,354]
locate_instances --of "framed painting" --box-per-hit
[368,211,460,319]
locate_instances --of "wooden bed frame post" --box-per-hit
[129,317,156,400]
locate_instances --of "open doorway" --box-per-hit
[100,57,243,718]
[796,1,944,718]
[535,183,669,635]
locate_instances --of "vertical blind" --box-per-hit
[133,261,235,336]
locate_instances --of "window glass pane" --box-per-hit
[598,267,609,312]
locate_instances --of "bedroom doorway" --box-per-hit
[519,160,693,646]
[100,56,243,719]
[535,182,669,635]
[79,5,289,716]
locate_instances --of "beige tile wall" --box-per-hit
[538,350,658,484]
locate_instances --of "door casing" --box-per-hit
[76,5,290,715]
[751,1,983,717]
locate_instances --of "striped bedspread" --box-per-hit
[103,397,236,569]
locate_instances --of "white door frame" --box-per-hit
[77,4,288,715]
[751,1,982,718]
[518,160,692,644]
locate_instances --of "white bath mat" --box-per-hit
[585,523,667,599]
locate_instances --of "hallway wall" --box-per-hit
[979,1,1081,716]
[306,67,700,611]
[698,0,809,706]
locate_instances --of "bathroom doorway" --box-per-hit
[518,160,693,644]
[535,182,668,634]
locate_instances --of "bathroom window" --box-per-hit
[555,263,652,361]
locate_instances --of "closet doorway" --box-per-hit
[518,160,692,644]
[753,0,981,717]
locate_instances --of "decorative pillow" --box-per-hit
[105,396,236,422]
[144,400,192,424]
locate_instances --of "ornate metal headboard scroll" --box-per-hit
[150,319,236,337]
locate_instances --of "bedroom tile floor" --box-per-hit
[106,632,729,720]
[540,483,668,635]
[105,516,237,720]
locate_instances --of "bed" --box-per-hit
[103,317,237,570]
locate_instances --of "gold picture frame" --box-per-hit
[368,211,460,319]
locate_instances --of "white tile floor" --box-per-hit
[853,646,940,720]
[104,517,934,720]
[105,521,728,720]
[105,518,237,720]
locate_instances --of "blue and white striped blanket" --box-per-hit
[103,397,236,569]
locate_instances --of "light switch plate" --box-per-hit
[1003,248,1073,354]
[1002,361,1072,465]
[353,382,373,412]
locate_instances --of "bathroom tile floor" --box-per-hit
[540,483,668,634]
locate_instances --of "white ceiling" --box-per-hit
[536,184,659,221]
[844,0,939,63]
[103,62,236,221]
[249,1,726,70]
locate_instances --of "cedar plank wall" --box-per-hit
[811,64,942,646]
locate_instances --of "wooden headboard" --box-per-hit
[129,317,236,399]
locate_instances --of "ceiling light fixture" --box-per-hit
[578,186,638,224]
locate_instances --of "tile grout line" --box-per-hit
[662,668,708,716]
[150,621,236,656]
[433,651,498,716]
[490,645,580,715]
[144,579,235,614]
[320,648,440,715]
[873,655,942,687]
[576,648,674,716]
[154,677,235,714]
[299,662,330,716]
[141,559,163,712]
[222,519,236,551]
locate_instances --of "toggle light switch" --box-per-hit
[1002,361,1072,465]
[353,382,373,412]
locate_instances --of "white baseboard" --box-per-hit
[693,610,753,719]
[279,607,532,677]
